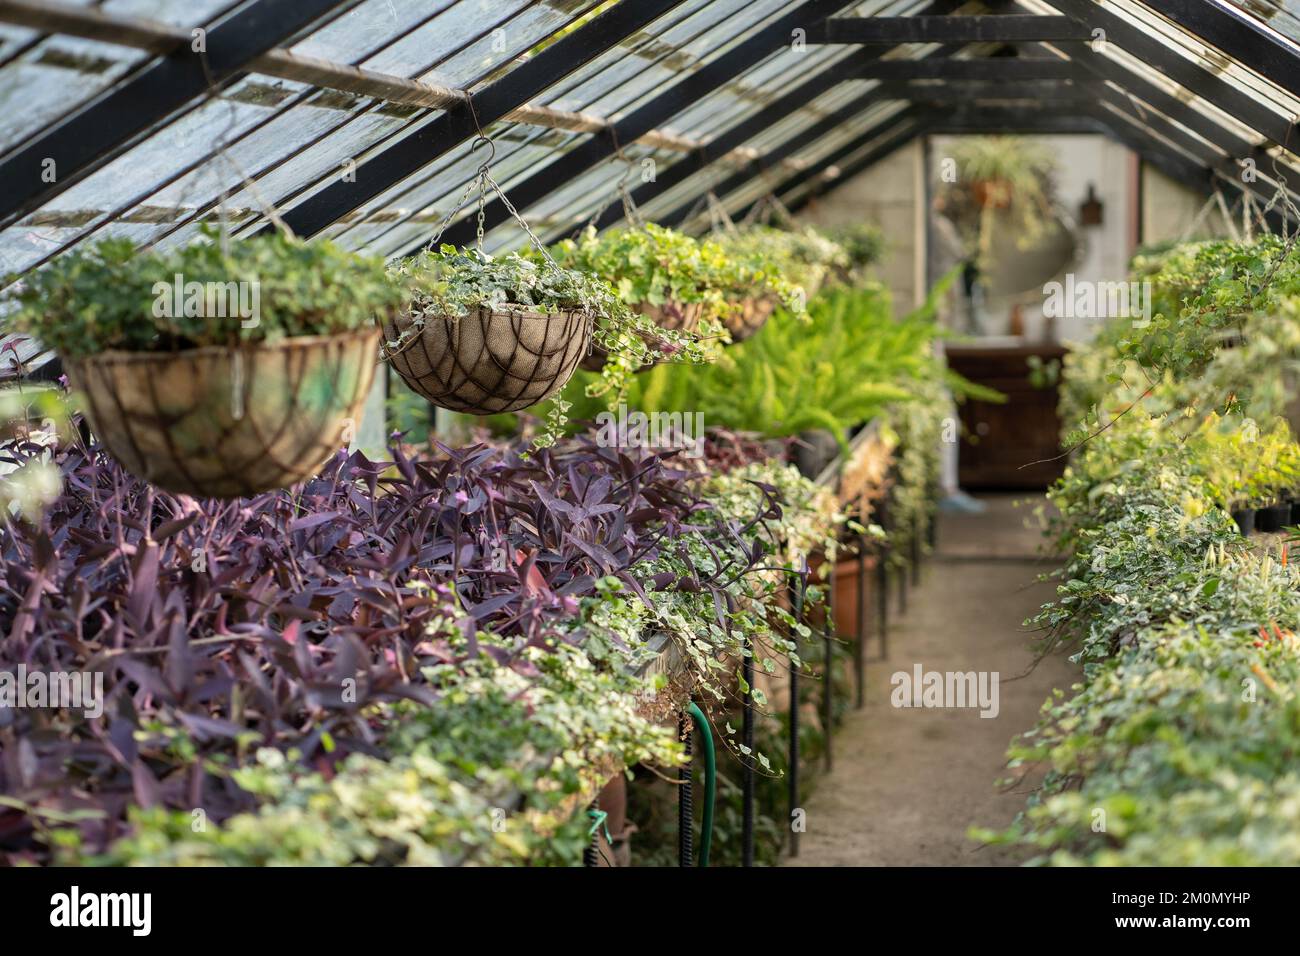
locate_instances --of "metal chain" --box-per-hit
[706,191,738,235]
[197,49,293,240]
[619,176,644,230]
[486,170,565,272]
[423,174,482,253]
[476,168,488,251]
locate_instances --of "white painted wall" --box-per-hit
[1142,165,1235,243]
[799,134,1141,342]
[800,139,925,315]
[927,133,1134,344]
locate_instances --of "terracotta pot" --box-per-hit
[971,178,1012,210]
[804,554,878,640]
[384,305,590,414]
[595,775,635,867]
[67,329,378,499]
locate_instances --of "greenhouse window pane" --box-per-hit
[0,34,148,157]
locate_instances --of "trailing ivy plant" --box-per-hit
[978,430,1300,864]
[982,234,1300,865]
[390,245,716,444]
[711,224,847,304]
[548,223,728,318]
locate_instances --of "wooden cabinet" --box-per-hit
[945,342,1067,490]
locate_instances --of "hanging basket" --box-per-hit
[66,329,379,499]
[803,271,826,301]
[724,296,777,343]
[579,299,703,373]
[383,305,591,414]
[632,299,705,333]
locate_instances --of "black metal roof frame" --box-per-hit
[2,0,1300,281]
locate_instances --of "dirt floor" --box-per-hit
[783,494,1076,867]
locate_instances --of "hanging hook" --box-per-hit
[471,135,496,175]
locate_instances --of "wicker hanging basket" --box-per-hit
[66,329,378,499]
[579,299,704,373]
[724,296,778,343]
[383,306,591,414]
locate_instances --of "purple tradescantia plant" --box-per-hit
[0,429,774,862]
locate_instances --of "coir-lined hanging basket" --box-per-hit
[724,296,778,343]
[385,136,596,414]
[383,306,590,414]
[579,299,704,373]
[634,299,705,333]
[67,329,377,498]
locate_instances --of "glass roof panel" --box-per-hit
[2,0,1298,285]
[1224,0,1300,45]
[1106,0,1300,119]
[0,33,148,157]
[322,0,786,253]
[287,0,460,64]
[2,0,590,271]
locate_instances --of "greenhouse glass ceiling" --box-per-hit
[0,0,1298,324]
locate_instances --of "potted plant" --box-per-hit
[705,229,812,342]
[551,223,726,332]
[934,136,1056,275]
[825,222,886,286]
[385,246,711,445]
[547,223,726,371]
[1230,502,1257,536]
[3,230,393,498]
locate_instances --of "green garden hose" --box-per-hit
[686,701,715,867]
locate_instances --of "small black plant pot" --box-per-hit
[1290,499,1300,526]
[793,428,843,479]
[1256,503,1291,533]
[1232,508,1256,535]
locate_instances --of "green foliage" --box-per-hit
[390,244,630,325]
[391,245,717,445]
[825,222,886,271]
[96,640,679,866]
[548,223,728,313]
[981,441,1300,863]
[936,136,1057,270]
[558,279,990,444]
[986,233,1300,865]
[1123,235,1300,378]
[711,224,847,301]
[5,228,399,357]
[1061,235,1300,427]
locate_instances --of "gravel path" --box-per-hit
[783,495,1076,867]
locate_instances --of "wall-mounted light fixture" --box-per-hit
[1080,183,1104,227]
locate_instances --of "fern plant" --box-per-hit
[557,275,999,444]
